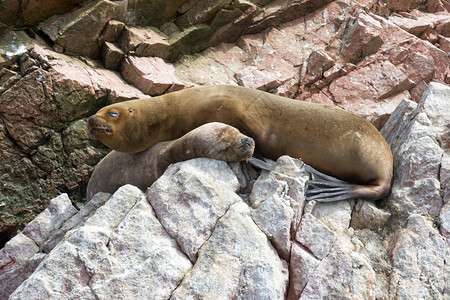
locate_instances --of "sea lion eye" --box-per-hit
[107,111,119,118]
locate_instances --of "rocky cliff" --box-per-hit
[1,0,449,245]
[1,82,449,299]
[0,0,449,298]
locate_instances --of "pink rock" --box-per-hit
[302,50,334,86]
[236,66,281,90]
[39,0,127,58]
[101,20,125,43]
[329,60,412,104]
[101,42,124,71]
[340,12,384,63]
[122,56,185,96]
[119,26,170,59]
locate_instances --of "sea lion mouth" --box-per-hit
[239,137,255,161]
[87,116,113,136]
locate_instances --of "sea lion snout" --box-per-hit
[241,137,254,148]
[87,115,113,136]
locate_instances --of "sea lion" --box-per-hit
[88,85,393,202]
[86,122,256,201]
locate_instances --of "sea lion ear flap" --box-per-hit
[128,108,133,113]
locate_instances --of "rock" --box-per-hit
[118,26,170,57]
[383,82,449,220]
[389,214,449,299]
[0,44,145,242]
[287,242,320,300]
[250,156,307,260]
[9,185,193,299]
[100,20,125,43]
[440,202,450,244]
[0,233,45,299]
[0,29,34,68]
[126,0,186,27]
[350,200,392,232]
[121,55,185,95]
[148,159,241,261]
[171,201,289,299]
[21,194,77,248]
[340,11,384,64]
[302,50,334,87]
[101,41,124,70]
[295,213,336,260]
[39,0,127,58]
[176,0,233,29]
[236,65,283,90]
[311,200,354,233]
[292,213,377,299]
[0,0,85,26]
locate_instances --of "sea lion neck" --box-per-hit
[160,86,245,136]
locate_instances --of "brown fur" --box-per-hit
[88,85,393,201]
[86,122,254,200]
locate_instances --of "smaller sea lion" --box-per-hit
[86,122,256,201]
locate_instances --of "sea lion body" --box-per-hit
[86,122,255,201]
[88,85,393,202]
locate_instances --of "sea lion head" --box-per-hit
[208,123,255,162]
[88,102,143,153]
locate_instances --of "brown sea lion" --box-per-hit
[86,122,256,201]
[88,85,393,202]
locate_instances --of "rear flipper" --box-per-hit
[304,165,390,202]
[304,165,360,202]
[247,156,273,171]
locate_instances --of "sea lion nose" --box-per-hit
[241,137,254,148]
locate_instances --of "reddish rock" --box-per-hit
[119,26,170,59]
[0,0,85,26]
[302,50,334,86]
[328,60,412,105]
[101,20,125,43]
[39,0,127,58]
[340,12,384,63]
[101,42,124,70]
[122,56,185,95]
[126,0,186,27]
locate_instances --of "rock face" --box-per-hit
[0,0,450,298]
[1,0,449,245]
[2,82,449,299]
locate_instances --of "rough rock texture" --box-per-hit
[1,0,450,297]
[2,82,450,299]
[2,0,450,243]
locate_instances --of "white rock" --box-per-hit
[148,158,242,261]
[21,193,78,247]
[389,214,450,299]
[171,201,289,299]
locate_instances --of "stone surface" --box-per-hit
[148,159,241,261]
[121,56,185,95]
[39,0,127,58]
[1,0,450,298]
[171,202,289,299]
[0,44,145,244]
[389,214,450,299]
[383,82,448,220]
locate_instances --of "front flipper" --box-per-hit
[304,165,358,202]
